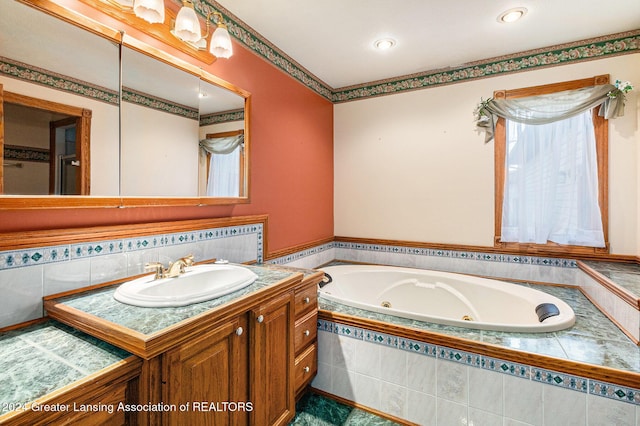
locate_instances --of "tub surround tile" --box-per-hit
[504,375,543,425]
[469,367,503,415]
[0,321,131,415]
[319,280,640,374]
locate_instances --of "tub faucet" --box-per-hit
[144,254,195,279]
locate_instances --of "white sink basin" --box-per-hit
[114,264,258,307]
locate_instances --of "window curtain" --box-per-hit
[502,110,605,247]
[476,84,626,143]
[199,135,244,197]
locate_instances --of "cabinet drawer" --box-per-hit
[294,311,317,353]
[294,284,317,317]
[294,344,317,392]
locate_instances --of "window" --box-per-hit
[494,76,609,255]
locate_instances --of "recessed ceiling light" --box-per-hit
[374,38,396,50]
[497,7,527,23]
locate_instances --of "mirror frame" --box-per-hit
[0,0,251,209]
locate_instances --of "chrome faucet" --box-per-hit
[144,254,195,279]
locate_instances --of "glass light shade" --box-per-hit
[174,3,201,43]
[133,0,165,24]
[210,26,233,58]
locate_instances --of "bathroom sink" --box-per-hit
[114,264,259,307]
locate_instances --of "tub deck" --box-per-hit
[318,261,640,390]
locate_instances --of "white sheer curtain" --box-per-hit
[199,134,243,197]
[501,110,605,247]
[207,146,240,197]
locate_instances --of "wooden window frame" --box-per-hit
[494,75,610,256]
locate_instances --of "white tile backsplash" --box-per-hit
[0,265,43,327]
[1,223,264,328]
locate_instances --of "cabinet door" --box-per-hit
[250,291,295,426]
[163,315,249,426]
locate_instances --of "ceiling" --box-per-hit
[214,0,640,89]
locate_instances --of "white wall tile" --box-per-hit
[504,376,543,425]
[587,394,636,426]
[436,398,467,426]
[0,266,43,327]
[406,351,436,395]
[379,344,407,386]
[543,385,586,426]
[468,407,502,426]
[90,253,128,285]
[44,259,90,296]
[469,365,503,415]
[331,366,355,401]
[436,359,469,404]
[354,339,380,377]
[380,380,406,419]
[406,389,436,426]
[353,372,381,408]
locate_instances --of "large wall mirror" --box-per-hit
[0,0,250,208]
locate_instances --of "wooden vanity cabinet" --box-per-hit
[250,291,295,426]
[161,291,295,426]
[293,279,319,397]
[162,315,250,426]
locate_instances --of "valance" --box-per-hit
[475,82,631,143]
[199,134,244,154]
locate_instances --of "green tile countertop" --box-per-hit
[51,264,314,336]
[0,320,132,416]
[583,260,640,298]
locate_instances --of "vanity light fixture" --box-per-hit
[174,0,201,43]
[105,0,166,24]
[170,9,234,58]
[132,0,165,24]
[374,38,396,50]
[208,12,233,59]
[497,7,527,23]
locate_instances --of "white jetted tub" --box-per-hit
[319,265,576,332]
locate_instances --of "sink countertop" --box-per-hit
[0,320,134,416]
[45,263,322,359]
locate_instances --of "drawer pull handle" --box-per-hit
[256,315,264,323]
[303,366,310,373]
[236,327,243,336]
[303,297,310,304]
[303,330,310,337]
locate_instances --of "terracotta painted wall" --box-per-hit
[0,2,334,255]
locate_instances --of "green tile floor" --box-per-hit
[290,392,402,426]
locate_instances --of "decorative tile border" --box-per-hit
[122,87,199,120]
[5,9,639,105]
[267,241,335,265]
[0,56,119,105]
[318,319,640,406]
[190,3,640,102]
[0,223,263,271]
[4,145,50,163]
[331,31,640,103]
[200,108,245,126]
[280,240,578,269]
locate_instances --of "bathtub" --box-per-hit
[318,265,576,332]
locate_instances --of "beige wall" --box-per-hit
[334,54,640,256]
[120,102,200,197]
